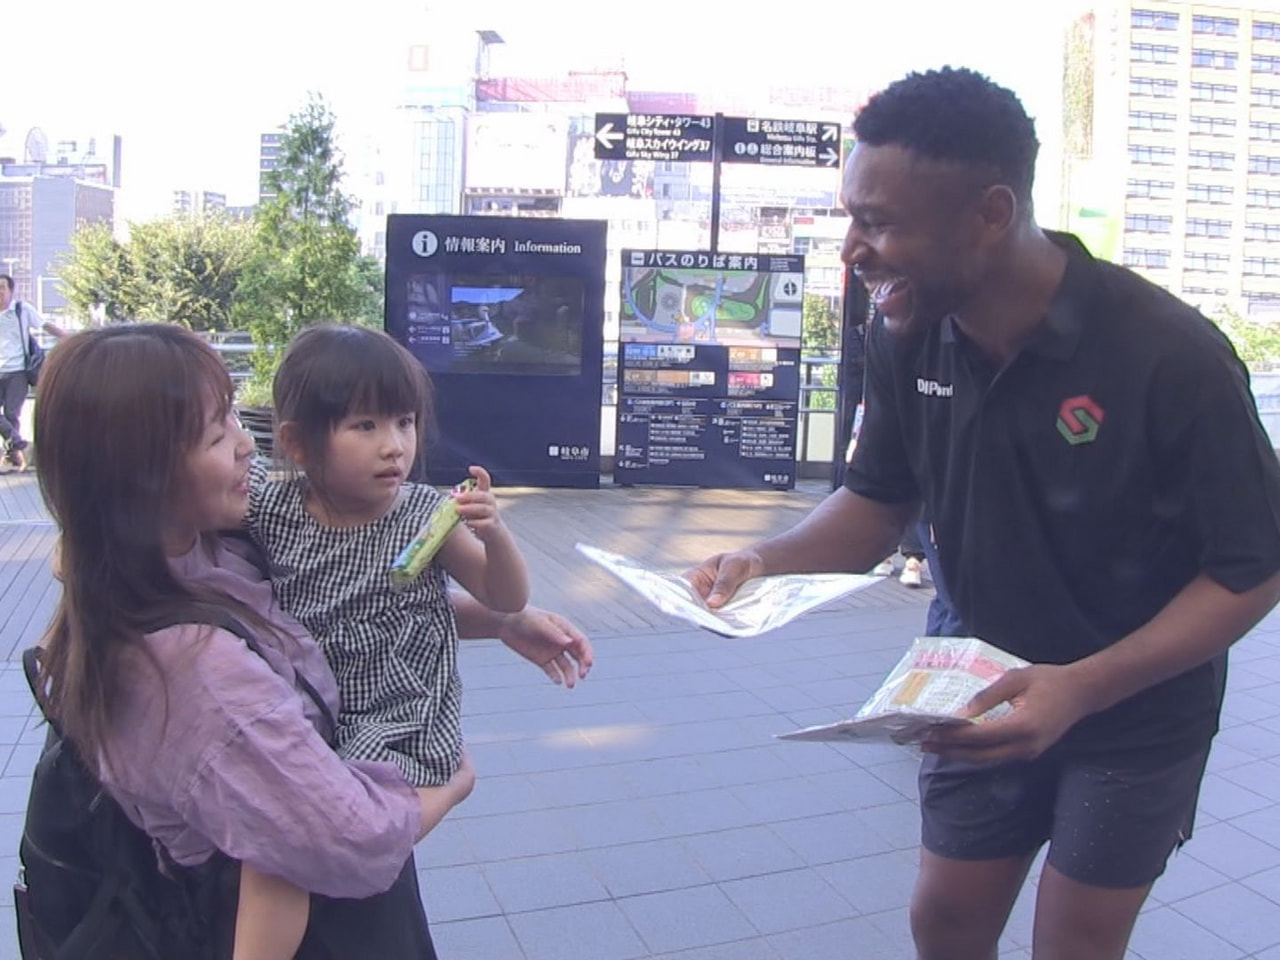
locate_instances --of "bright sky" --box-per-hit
[7,0,1089,222]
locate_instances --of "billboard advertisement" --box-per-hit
[464,114,569,194]
[614,250,805,489]
[385,214,606,488]
[567,116,655,200]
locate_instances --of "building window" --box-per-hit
[1250,154,1280,173]
[1124,248,1171,268]
[1252,121,1280,141]
[1186,252,1231,272]
[1191,82,1236,102]
[1133,9,1179,30]
[1188,183,1233,203]
[1249,188,1280,207]
[1133,43,1180,64]
[1133,77,1180,98]
[1188,149,1234,170]
[1191,115,1236,136]
[1127,179,1175,199]
[1255,55,1280,75]
[1184,285,1229,296]
[1130,110,1178,131]
[1192,48,1238,70]
[1126,213,1174,233]
[1186,218,1232,237]
[1193,15,1238,37]
[1244,256,1280,274]
[1258,21,1280,41]
[1129,144,1177,165]
[1253,87,1280,108]
[1247,221,1280,240]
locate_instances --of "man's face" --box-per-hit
[0,281,11,312]
[840,143,992,338]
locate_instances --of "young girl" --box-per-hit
[237,324,532,958]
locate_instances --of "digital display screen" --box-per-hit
[405,273,584,376]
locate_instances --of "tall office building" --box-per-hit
[1065,0,1280,313]
[173,189,228,217]
[0,129,119,314]
[0,173,113,313]
[259,132,284,203]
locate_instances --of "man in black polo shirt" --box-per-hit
[690,67,1280,960]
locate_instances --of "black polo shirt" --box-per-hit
[845,231,1280,755]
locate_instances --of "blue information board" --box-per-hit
[614,250,805,489]
[385,215,606,488]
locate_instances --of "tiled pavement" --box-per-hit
[0,472,1279,958]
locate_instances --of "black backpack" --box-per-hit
[13,605,336,960]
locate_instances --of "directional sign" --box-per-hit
[594,113,717,163]
[721,117,842,168]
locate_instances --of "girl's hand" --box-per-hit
[452,466,507,541]
[498,607,594,688]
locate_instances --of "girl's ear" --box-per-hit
[276,421,309,469]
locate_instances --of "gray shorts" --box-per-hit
[919,743,1211,889]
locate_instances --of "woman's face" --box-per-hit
[165,398,255,553]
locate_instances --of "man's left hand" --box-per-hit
[924,664,1089,765]
[499,607,594,688]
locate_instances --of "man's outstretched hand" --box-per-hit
[685,549,765,609]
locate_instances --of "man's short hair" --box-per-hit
[852,67,1040,204]
[0,275,13,293]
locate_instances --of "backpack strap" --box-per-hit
[23,647,63,739]
[144,605,338,743]
[15,301,30,367]
[22,601,338,748]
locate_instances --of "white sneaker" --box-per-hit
[872,558,895,577]
[900,557,923,588]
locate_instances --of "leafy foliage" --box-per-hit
[1211,304,1280,367]
[56,93,381,396]
[234,94,382,398]
[802,293,841,411]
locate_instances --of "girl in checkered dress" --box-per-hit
[238,324,531,959]
[249,324,531,785]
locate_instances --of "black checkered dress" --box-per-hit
[247,460,463,787]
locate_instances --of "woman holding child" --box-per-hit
[30,322,591,958]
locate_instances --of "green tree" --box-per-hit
[802,292,840,352]
[802,292,841,411]
[56,223,135,322]
[57,215,256,331]
[234,94,382,403]
[1211,304,1280,367]
[125,216,256,330]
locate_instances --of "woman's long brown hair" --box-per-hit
[35,324,270,775]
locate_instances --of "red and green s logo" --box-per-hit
[1057,395,1105,445]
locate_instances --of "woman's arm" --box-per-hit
[116,626,428,899]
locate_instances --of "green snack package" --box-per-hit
[390,477,477,589]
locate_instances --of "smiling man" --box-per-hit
[688,67,1280,960]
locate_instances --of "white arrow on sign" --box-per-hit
[820,147,840,167]
[821,124,839,142]
[596,123,624,151]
